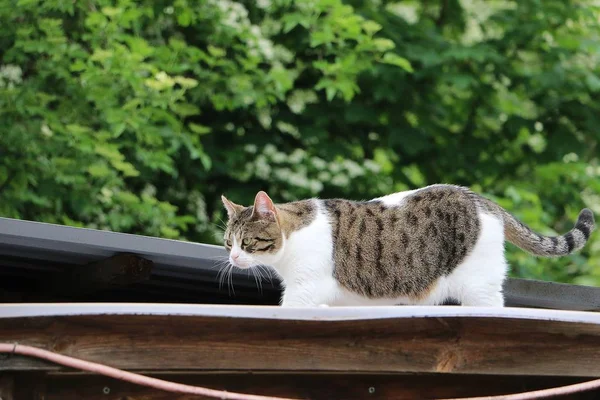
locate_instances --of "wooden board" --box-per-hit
[7,372,598,400]
[1,305,600,377]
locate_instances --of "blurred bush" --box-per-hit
[0,0,599,284]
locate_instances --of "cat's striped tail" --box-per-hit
[476,196,595,257]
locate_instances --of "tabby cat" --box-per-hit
[221,185,595,307]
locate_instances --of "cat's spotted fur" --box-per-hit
[221,184,595,307]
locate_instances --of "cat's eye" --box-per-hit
[225,239,232,247]
[242,238,250,246]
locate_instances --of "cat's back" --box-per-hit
[322,185,483,299]
[323,184,480,234]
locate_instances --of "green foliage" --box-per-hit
[1,0,599,285]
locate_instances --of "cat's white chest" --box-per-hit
[273,203,338,306]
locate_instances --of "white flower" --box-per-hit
[258,110,272,128]
[563,153,579,163]
[343,160,364,178]
[244,144,258,153]
[311,157,327,170]
[0,65,23,83]
[363,160,381,173]
[256,0,271,9]
[258,38,274,59]
[155,71,169,81]
[271,152,286,163]
[219,1,249,29]
[250,25,261,36]
[41,124,53,138]
[288,149,305,164]
[255,156,272,178]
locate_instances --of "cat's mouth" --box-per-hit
[229,257,253,269]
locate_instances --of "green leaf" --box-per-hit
[372,38,396,52]
[177,9,194,27]
[326,86,336,101]
[362,20,382,34]
[207,45,226,58]
[113,160,140,177]
[585,73,600,92]
[70,60,86,72]
[66,124,91,135]
[174,76,199,89]
[198,152,212,171]
[380,53,414,72]
[188,123,211,135]
[101,7,121,17]
[95,144,123,162]
[170,103,201,117]
[87,163,112,178]
[90,49,113,62]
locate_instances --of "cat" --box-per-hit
[220,184,595,307]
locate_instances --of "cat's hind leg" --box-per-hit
[460,283,505,307]
[447,213,508,307]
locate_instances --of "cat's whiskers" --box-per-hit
[209,256,231,283]
[211,255,230,265]
[256,265,270,292]
[213,217,228,233]
[251,266,263,294]
[238,255,261,293]
[264,265,275,282]
[216,262,230,290]
[227,263,236,296]
[211,257,231,288]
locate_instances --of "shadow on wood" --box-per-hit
[7,372,599,400]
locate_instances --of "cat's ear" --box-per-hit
[251,191,277,221]
[221,195,243,218]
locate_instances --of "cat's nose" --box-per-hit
[231,252,240,261]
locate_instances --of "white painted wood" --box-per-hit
[1,303,600,325]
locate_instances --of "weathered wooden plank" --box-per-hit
[1,312,600,377]
[9,372,597,400]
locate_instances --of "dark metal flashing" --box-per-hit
[1,217,599,310]
[0,216,225,270]
[504,278,600,311]
[0,217,279,304]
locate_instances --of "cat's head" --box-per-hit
[221,191,285,269]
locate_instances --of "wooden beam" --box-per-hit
[49,253,153,296]
[9,372,599,400]
[1,311,600,377]
[0,374,14,400]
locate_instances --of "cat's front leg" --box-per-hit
[280,289,316,307]
[278,263,337,307]
[280,285,330,307]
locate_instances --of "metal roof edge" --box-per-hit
[0,216,226,269]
